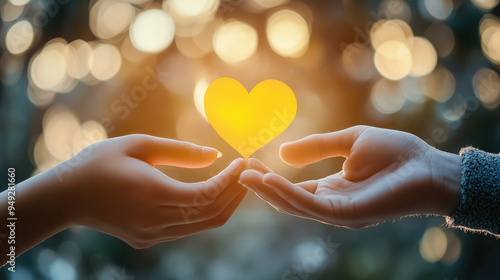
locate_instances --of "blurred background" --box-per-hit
[2,0,500,279]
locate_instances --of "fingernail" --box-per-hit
[217,151,223,158]
[202,147,219,158]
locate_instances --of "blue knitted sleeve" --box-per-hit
[446,147,500,237]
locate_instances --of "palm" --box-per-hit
[241,126,438,229]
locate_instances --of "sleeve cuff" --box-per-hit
[446,147,500,236]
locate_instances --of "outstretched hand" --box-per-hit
[65,135,247,248]
[3,135,246,265]
[240,126,462,229]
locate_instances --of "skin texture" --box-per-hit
[0,135,247,266]
[240,126,462,229]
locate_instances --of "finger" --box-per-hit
[247,158,319,193]
[262,173,334,221]
[247,158,274,174]
[155,158,245,207]
[162,174,245,226]
[239,170,309,217]
[203,158,246,196]
[279,126,368,166]
[133,160,208,206]
[155,189,247,241]
[122,134,221,168]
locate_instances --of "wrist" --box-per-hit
[19,168,75,230]
[7,166,75,258]
[428,148,462,216]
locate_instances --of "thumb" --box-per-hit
[121,135,221,168]
[279,126,368,166]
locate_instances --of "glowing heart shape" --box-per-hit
[204,78,297,159]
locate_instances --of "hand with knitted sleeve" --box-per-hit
[240,126,463,230]
[446,147,500,236]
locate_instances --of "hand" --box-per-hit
[2,135,246,263]
[239,126,461,229]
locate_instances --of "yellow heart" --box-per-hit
[204,78,297,159]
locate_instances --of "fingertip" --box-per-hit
[247,158,273,173]
[239,169,264,185]
[279,141,293,152]
[246,158,260,169]
[224,158,246,177]
[202,147,220,160]
[279,141,301,166]
[232,157,246,169]
[262,172,276,183]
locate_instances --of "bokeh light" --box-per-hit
[374,41,412,80]
[266,9,310,58]
[1,2,24,22]
[193,77,210,120]
[88,43,122,81]
[130,9,175,53]
[164,0,219,21]
[472,0,500,11]
[66,40,92,80]
[441,231,462,264]
[8,0,30,6]
[371,20,413,50]
[5,20,34,55]
[408,37,437,77]
[89,0,136,41]
[128,0,152,5]
[420,227,447,263]
[30,41,70,92]
[33,134,58,173]
[72,120,108,154]
[421,0,453,21]
[120,35,148,63]
[35,105,108,173]
[473,68,500,109]
[42,105,80,161]
[213,21,258,64]
[370,78,405,114]
[421,66,456,102]
[27,85,56,107]
[251,0,289,9]
[480,15,500,65]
